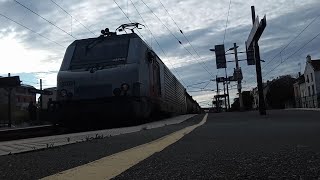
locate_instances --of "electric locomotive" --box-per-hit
[56,23,201,126]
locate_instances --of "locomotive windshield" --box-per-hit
[69,36,130,70]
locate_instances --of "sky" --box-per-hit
[0,0,320,107]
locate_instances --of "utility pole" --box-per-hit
[40,79,43,111]
[8,73,12,128]
[233,43,244,110]
[223,79,227,110]
[224,68,230,110]
[216,75,220,112]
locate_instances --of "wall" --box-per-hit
[315,71,320,95]
[303,61,318,107]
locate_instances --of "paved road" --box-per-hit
[0,114,204,180]
[1,110,320,179]
[115,110,320,179]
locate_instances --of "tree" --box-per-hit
[266,75,295,109]
[230,91,254,111]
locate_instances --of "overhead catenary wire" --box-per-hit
[241,13,320,91]
[129,0,152,46]
[186,80,211,88]
[261,14,320,70]
[113,0,149,45]
[223,0,232,44]
[0,13,66,48]
[242,31,320,92]
[263,30,320,78]
[140,0,215,79]
[13,0,77,39]
[157,0,216,78]
[50,0,97,36]
[129,0,187,86]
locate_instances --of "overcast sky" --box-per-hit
[0,0,320,107]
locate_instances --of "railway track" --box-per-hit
[0,125,70,142]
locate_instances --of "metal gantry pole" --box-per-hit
[8,73,12,128]
[40,79,42,111]
[223,79,227,110]
[224,67,230,110]
[251,6,267,115]
[216,75,220,112]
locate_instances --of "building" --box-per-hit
[294,55,320,108]
[293,73,305,107]
[40,87,57,110]
[251,82,270,109]
[0,82,36,122]
[0,84,36,110]
[14,84,37,110]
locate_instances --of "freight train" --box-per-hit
[56,23,201,126]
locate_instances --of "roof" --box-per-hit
[311,59,320,71]
[44,87,57,91]
[294,75,305,84]
[20,84,36,89]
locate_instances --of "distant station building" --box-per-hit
[39,87,57,110]
[293,55,320,108]
[0,78,36,122]
[0,83,36,110]
[14,84,37,110]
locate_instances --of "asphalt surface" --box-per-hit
[115,110,320,179]
[0,114,204,180]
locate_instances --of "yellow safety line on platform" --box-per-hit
[42,113,208,180]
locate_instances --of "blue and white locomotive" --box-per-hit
[56,23,201,126]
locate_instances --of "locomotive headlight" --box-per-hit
[67,92,73,97]
[60,89,67,97]
[121,83,130,92]
[113,88,121,96]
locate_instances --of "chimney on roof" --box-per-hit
[306,55,312,63]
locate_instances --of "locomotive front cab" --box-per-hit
[56,32,149,124]
[58,34,139,100]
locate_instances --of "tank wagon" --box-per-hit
[56,23,201,126]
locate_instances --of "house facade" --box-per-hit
[0,84,36,110]
[14,84,37,110]
[293,55,320,108]
[251,82,270,109]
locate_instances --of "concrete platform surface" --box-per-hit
[0,114,196,156]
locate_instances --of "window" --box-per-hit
[312,85,315,95]
[311,73,313,82]
[308,86,311,96]
[307,75,309,83]
[70,36,130,70]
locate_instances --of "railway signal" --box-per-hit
[213,45,227,69]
